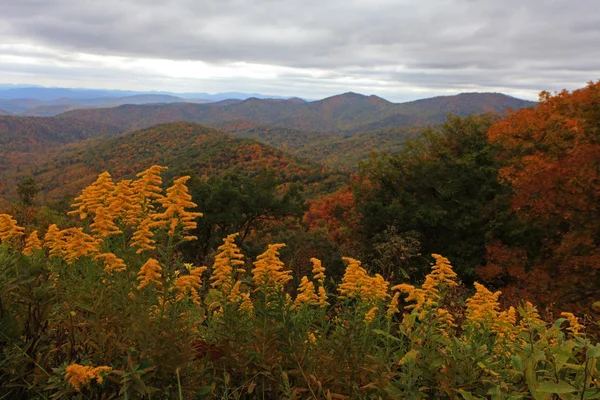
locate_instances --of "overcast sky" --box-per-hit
[1,0,599,101]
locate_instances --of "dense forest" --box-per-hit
[0,82,599,398]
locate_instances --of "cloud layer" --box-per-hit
[1,0,599,100]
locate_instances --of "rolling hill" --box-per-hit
[23,122,346,202]
[58,92,536,135]
[0,108,12,115]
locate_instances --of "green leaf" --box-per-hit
[371,329,402,342]
[537,381,578,394]
[196,386,212,397]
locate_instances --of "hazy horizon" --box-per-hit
[2,0,599,102]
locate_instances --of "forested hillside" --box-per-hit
[0,82,599,399]
[26,122,345,202]
[59,92,535,134]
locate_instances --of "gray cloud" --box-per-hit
[1,0,599,100]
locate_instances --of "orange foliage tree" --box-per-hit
[484,81,600,315]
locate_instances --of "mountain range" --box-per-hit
[0,89,536,206]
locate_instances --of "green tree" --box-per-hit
[354,115,507,280]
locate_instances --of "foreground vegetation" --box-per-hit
[1,166,600,399]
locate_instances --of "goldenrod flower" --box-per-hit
[210,233,245,293]
[137,258,163,290]
[90,205,122,239]
[239,293,254,313]
[306,332,317,345]
[60,228,99,263]
[387,292,400,318]
[0,213,25,244]
[174,273,202,304]
[436,308,457,337]
[44,224,62,256]
[252,243,292,291]
[130,217,156,253]
[133,165,167,212]
[294,276,318,308]
[465,282,501,327]
[151,176,202,240]
[392,283,426,313]
[23,230,42,255]
[519,301,545,330]
[311,258,326,284]
[108,179,141,227]
[317,286,329,308]
[561,312,583,335]
[68,172,116,219]
[338,257,389,303]
[95,253,126,274]
[65,363,112,392]
[364,306,378,323]
[228,280,242,303]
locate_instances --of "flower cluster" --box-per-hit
[338,257,388,302]
[251,243,292,291]
[65,363,112,392]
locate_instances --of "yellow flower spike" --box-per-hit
[561,312,583,335]
[130,217,156,253]
[338,257,389,303]
[210,233,245,294]
[108,179,141,227]
[317,286,329,308]
[150,176,202,239]
[90,205,122,239]
[364,306,378,323]
[251,243,291,291]
[65,363,112,392]
[306,332,317,345]
[59,228,99,263]
[228,280,242,303]
[23,230,42,255]
[387,292,400,318]
[239,293,254,314]
[465,282,501,328]
[68,171,116,219]
[137,258,163,290]
[95,253,127,274]
[133,165,167,205]
[311,258,326,284]
[294,276,318,308]
[0,213,25,245]
[174,273,202,304]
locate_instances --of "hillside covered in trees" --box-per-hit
[1,83,599,399]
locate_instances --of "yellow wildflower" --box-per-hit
[44,224,63,257]
[174,273,202,304]
[364,306,378,323]
[561,312,583,335]
[294,276,318,308]
[23,230,42,255]
[252,243,292,291]
[387,292,400,318]
[60,228,99,263]
[133,165,167,211]
[137,258,163,290]
[151,176,202,240]
[130,217,156,253]
[338,257,389,303]
[0,213,25,244]
[465,282,501,327]
[307,332,317,345]
[436,308,457,337]
[239,293,254,313]
[108,179,141,227]
[494,306,520,344]
[68,172,116,219]
[392,283,427,313]
[519,301,545,330]
[65,363,112,392]
[317,286,329,308]
[210,233,245,294]
[90,205,122,239]
[228,280,242,303]
[95,253,127,274]
[311,258,326,284]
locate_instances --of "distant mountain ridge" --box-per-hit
[58,91,535,135]
[22,122,345,201]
